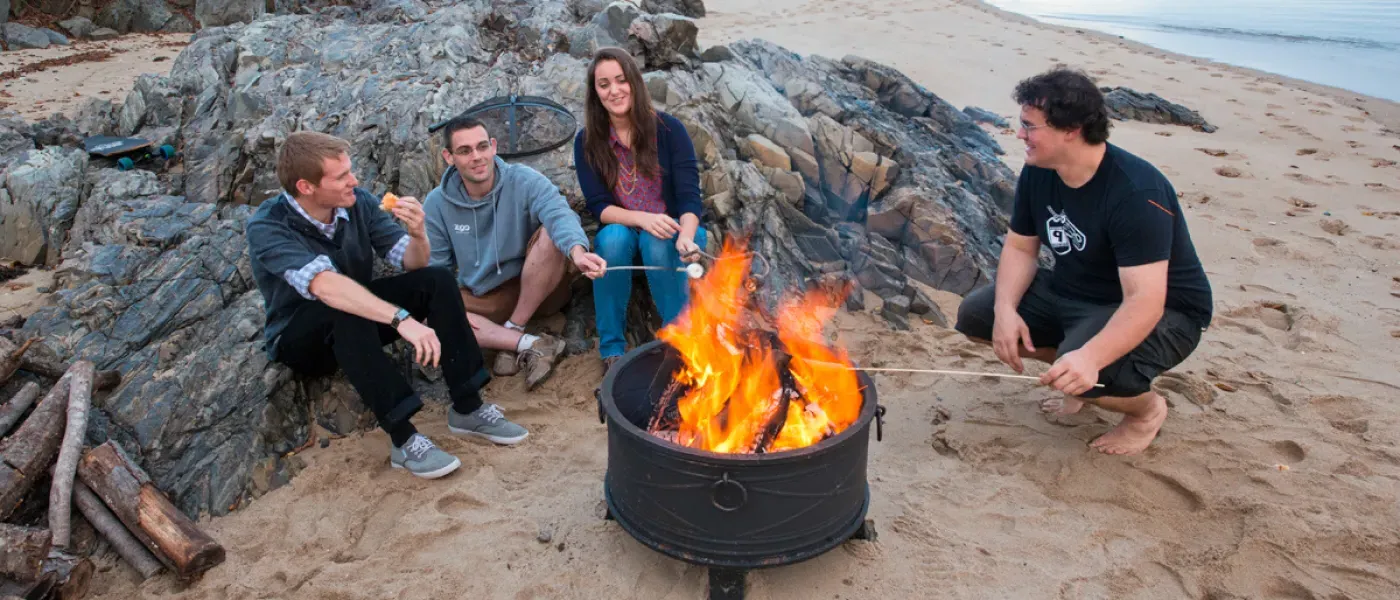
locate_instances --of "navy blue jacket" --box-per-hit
[573,111,705,221]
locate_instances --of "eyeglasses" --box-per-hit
[1019,120,1049,132]
[450,142,493,157]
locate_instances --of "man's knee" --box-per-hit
[528,227,564,261]
[953,284,997,339]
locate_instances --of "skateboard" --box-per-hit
[83,136,177,171]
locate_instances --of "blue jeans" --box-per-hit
[593,223,708,358]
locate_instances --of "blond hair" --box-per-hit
[277,131,352,195]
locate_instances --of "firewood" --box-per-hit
[39,552,90,600]
[18,352,118,393]
[49,362,93,550]
[0,525,50,581]
[73,483,161,580]
[0,339,35,387]
[77,442,225,581]
[0,369,74,519]
[0,383,42,438]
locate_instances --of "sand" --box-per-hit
[0,34,188,120]
[8,0,1400,598]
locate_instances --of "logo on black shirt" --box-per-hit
[1046,207,1086,255]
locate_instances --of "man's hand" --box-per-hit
[1040,349,1100,396]
[571,246,608,280]
[396,318,441,367]
[390,196,427,239]
[635,212,680,240]
[991,307,1035,373]
[676,236,701,263]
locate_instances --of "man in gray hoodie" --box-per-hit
[424,116,607,390]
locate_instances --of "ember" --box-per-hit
[648,238,863,454]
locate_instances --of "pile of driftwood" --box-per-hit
[0,336,225,599]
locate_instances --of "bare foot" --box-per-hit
[1090,394,1168,455]
[1040,395,1084,415]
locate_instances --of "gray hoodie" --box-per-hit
[423,156,590,296]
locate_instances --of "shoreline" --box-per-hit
[956,0,1400,133]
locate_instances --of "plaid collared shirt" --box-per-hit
[282,196,410,300]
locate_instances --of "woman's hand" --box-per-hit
[634,212,681,240]
[676,236,701,263]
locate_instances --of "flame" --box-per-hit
[655,238,863,454]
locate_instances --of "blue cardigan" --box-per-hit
[573,111,705,222]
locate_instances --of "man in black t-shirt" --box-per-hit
[954,68,1213,456]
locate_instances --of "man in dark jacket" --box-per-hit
[246,131,526,479]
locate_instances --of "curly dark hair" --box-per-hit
[1013,68,1111,144]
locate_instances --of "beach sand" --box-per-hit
[10,1,1399,598]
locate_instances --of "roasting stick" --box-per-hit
[791,357,1105,388]
[604,263,707,279]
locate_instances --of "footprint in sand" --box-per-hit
[1347,140,1365,149]
[435,492,487,517]
[1284,172,1332,186]
[1196,148,1230,157]
[1214,166,1244,178]
[1319,218,1351,236]
[1272,440,1307,463]
[1364,182,1397,193]
[1373,158,1397,168]
[1251,236,1304,260]
[1310,395,1371,436]
[334,491,410,563]
[1296,148,1319,156]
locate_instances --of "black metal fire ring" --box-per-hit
[602,482,872,570]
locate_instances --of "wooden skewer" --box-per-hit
[792,357,1106,388]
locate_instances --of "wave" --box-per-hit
[1042,12,1400,51]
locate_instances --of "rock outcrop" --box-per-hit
[5,0,1013,518]
[1102,86,1217,133]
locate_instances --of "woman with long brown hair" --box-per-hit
[573,47,707,371]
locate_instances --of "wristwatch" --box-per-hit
[390,307,411,328]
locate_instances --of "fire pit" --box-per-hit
[595,240,885,600]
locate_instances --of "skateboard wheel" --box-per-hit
[117,157,135,171]
[158,145,176,159]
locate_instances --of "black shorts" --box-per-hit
[953,269,1203,398]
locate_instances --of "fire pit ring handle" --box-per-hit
[875,405,887,442]
[710,473,748,512]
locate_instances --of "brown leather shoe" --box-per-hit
[518,334,565,390]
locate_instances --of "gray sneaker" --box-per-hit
[449,403,529,445]
[390,434,461,479]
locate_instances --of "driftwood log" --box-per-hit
[72,483,161,579]
[0,369,73,519]
[0,338,36,387]
[17,353,118,393]
[39,553,90,600]
[0,525,49,581]
[77,442,224,580]
[0,383,41,438]
[47,362,92,550]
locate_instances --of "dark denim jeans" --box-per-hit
[591,224,708,359]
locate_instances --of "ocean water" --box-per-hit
[984,0,1400,102]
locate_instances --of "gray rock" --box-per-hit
[962,106,1009,128]
[4,23,52,50]
[566,0,608,21]
[1,147,88,266]
[162,14,197,33]
[58,17,97,39]
[700,44,731,62]
[568,1,642,61]
[1102,86,1216,133]
[97,0,176,33]
[907,285,947,327]
[195,0,266,28]
[42,28,71,46]
[628,12,699,68]
[32,113,85,147]
[880,300,910,331]
[0,112,34,168]
[89,27,121,40]
[640,0,705,18]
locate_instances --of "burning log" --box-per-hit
[0,370,74,519]
[0,525,50,581]
[49,362,94,550]
[0,339,36,387]
[73,483,161,580]
[0,383,42,438]
[39,553,91,600]
[76,442,225,581]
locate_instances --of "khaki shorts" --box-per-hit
[459,227,574,325]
